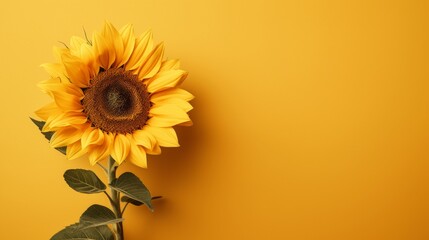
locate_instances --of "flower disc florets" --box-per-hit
[83,68,151,134]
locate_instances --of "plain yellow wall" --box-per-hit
[1,0,428,239]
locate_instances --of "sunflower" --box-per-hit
[35,22,193,168]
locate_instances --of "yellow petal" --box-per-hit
[146,70,187,93]
[127,139,148,168]
[70,36,86,49]
[50,125,85,148]
[150,88,194,112]
[43,112,87,132]
[88,132,113,165]
[38,77,61,85]
[93,31,114,69]
[53,92,83,112]
[42,114,60,132]
[79,43,98,77]
[37,77,61,97]
[103,21,124,68]
[111,134,130,164]
[61,53,90,88]
[118,24,136,67]
[132,127,157,149]
[145,143,161,155]
[137,42,164,80]
[149,104,186,117]
[81,127,105,149]
[69,36,87,57]
[39,83,84,112]
[38,81,84,98]
[125,30,153,71]
[150,88,194,102]
[146,126,179,147]
[66,141,88,160]
[159,59,180,72]
[40,63,67,80]
[35,102,61,121]
[152,98,193,112]
[177,120,193,126]
[147,105,191,127]
[53,46,69,61]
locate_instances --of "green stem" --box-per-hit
[108,156,124,240]
[121,202,130,216]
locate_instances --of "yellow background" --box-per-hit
[0,0,428,239]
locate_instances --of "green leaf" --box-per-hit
[29,117,54,141]
[121,196,143,206]
[51,223,114,240]
[64,169,106,194]
[110,172,153,210]
[56,146,67,154]
[30,117,46,131]
[30,117,66,155]
[78,204,123,230]
[121,196,162,206]
[50,205,120,239]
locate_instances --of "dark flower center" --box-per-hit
[104,85,132,115]
[82,68,151,134]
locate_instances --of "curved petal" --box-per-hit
[81,127,105,149]
[38,81,84,98]
[61,53,90,88]
[125,30,153,71]
[177,120,193,126]
[118,24,136,67]
[151,95,193,112]
[150,88,194,112]
[40,63,67,81]
[35,102,61,121]
[146,126,179,147]
[159,59,180,72]
[52,92,83,112]
[50,125,85,148]
[145,143,161,155]
[79,43,99,77]
[88,132,113,165]
[37,77,61,98]
[146,70,187,93]
[88,133,112,165]
[93,31,115,69]
[132,127,157,150]
[53,46,70,61]
[66,140,88,160]
[147,105,191,127]
[43,112,87,132]
[103,21,124,68]
[137,42,164,80]
[111,134,130,164]
[150,88,194,102]
[127,137,148,168]
[39,83,84,112]
[69,36,87,57]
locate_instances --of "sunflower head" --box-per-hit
[34,21,193,168]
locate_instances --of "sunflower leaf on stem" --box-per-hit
[50,223,114,240]
[76,204,124,230]
[64,169,107,194]
[110,172,153,211]
[121,195,162,206]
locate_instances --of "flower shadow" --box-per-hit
[121,86,210,238]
